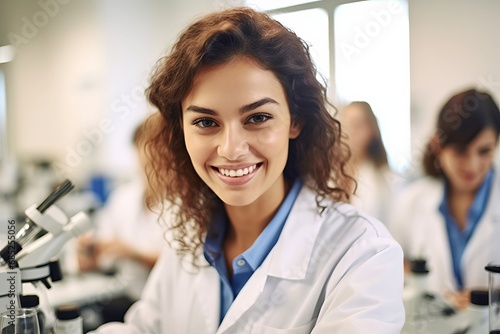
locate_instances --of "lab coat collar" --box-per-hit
[480,168,500,221]
[265,185,325,280]
[217,186,325,333]
[201,185,325,281]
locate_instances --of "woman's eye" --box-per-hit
[247,114,272,124]
[193,118,217,128]
[479,148,493,156]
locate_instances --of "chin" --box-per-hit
[217,192,258,207]
[456,180,482,193]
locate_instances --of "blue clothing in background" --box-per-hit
[204,179,302,323]
[439,169,494,289]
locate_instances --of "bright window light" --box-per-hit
[334,0,410,173]
[247,0,321,11]
[0,45,16,64]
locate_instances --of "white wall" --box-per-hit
[408,0,500,174]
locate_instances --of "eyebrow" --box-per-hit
[185,97,279,115]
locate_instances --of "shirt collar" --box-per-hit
[468,168,494,222]
[203,179,303,268]
[242,179,302,270]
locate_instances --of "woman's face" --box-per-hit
[342,104,374,159]
[181,57,301,207]
[438,128,497,193]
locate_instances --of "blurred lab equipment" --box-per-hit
[402,258,462,334]
[19,295,46,334]
[0,308,40,334]
[0,180,75,264]
[462,290,489,334]
[486,264,500,333]
[402,260,500,333]
[54,305,82,334]
[0,179,91,334]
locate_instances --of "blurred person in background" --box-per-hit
[341,101,400,222]
[388,88,500,309]
[77,121,165,326]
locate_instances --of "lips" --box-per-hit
[460,173,476,182]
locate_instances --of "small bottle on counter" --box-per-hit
[464,290,489,334]
[403,258,432,333]
[55,305,83,334]
[19,294,47,334]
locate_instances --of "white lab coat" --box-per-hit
[91,185,405,334]
[388,172,500,294]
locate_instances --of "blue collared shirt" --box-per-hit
[439,169,494,290]
[203,179,302,323]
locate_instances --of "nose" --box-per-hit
[217,124,249,161]
[462,152,481,173]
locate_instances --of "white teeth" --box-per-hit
[218,164,257,177]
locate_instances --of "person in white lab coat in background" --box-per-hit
[91,7,404,334]
[341,101,401,222]
[77,122,165,326]
[388,88,500,309]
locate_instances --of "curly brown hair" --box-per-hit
[143,7,353,259]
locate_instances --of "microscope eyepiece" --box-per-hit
[0,179,75,267]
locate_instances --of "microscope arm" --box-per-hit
[17,212,91,269]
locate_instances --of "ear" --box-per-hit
[289,119,303,139]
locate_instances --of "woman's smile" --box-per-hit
[212,163,263,186]
[216,163,259,177]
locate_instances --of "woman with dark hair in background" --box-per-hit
[389,88,500,308]
[91,7,404,333]
[341,101,400,222]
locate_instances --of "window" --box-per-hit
[245,0,410,174]
[334,1,410,172]
[248,0,320,11]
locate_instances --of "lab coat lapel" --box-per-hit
[462,172,500,284]
[216,186,323,333]
[265,186,324,280]
[420,181,456,290]
[427,205,456,290]
[217,256,270,333]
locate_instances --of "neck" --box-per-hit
[224,178,290,252]
[447,187,476,230]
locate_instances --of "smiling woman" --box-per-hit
[90,6,405,334]
[389,88,500,309]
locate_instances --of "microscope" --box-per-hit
[0,179,92,315]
